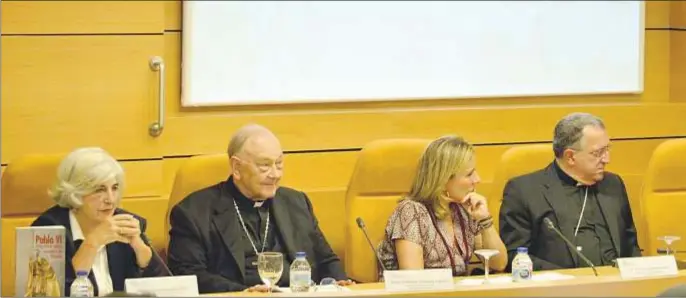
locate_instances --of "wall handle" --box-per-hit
[149,56,165,137]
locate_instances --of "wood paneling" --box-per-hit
[121,160,163,197]
[0,1,165,35]
[161,31,678,156]
[672,1,686,28]
[646,1,672,29]
[672,31,686,102]
[1,35,165,163]
[165,0,182,31]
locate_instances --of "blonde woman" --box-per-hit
[377,136,507,278]
[31,147,168,296]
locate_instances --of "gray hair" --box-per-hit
[49,147,125,209]
[552,112,606,158]
[226,124,275,157]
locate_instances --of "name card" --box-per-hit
[383,269,453,292]
[616,255,678,279]
[125,275,199,297]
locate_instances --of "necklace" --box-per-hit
[232,198,270,265]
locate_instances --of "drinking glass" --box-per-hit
[474,249,500,284]
[257,252,283,293]
[658,236,681,255]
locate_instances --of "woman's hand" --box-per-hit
[85,217,128,247]
[113,214,141,243]
[461,192,490,221]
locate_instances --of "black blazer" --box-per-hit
[167,180,347,294]
[31,205,169,296]
[499,162,641,271]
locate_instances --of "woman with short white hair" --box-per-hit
[32,147,167,296]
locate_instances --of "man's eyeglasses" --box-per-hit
[588,144,611,158]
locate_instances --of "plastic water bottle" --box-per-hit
[512,247,533,282]
[70,270,94,297]
[290,252,312,293]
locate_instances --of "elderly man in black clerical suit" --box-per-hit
[499,112,641,271]
[167,124,352,293]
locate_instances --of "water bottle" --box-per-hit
[290,252,312,293]
[512,247,533,282]
[70,270,94,297]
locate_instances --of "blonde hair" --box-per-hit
[406,135,474,220]
[49,147,125,209]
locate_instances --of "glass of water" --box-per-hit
[257,252,283,293]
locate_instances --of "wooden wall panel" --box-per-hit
[161,31,679,156]
[0,35,165,163]
[672,1,686,28]
[121,160,163,198]
[672,31,686,102]
[165,0,182,31]
[0,1,165,34]
[646,1,672,29]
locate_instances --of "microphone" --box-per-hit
[356,217,387,272]
[543,218,598,277]
[144,239,174,277]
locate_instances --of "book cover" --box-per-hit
[15,226,66,297]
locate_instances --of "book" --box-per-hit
[15,226,66,297]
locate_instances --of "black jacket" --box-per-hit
[167,179,347,293]
[31,205,169,296]
[499,162,641,271]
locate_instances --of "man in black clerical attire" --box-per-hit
[499,112,641,271]
[167,124,351,293]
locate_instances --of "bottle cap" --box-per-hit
[76,270,89,276]
[295,251,306,258]
[517,247,528,254]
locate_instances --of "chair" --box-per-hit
[1,154,63,296]
[344,138,431,283]
[639,138,686,256]
[165,154,231,251]
[488,144,552,231]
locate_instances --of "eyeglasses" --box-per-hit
[571,144,611,159]
[313,277,343,292]
[588,144,611,158]
[234,157,283,173]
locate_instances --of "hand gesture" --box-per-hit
[85,217,128,247]
[112,214,141,243]
[461,192,490,221]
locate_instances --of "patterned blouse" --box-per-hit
[376,199,483,280]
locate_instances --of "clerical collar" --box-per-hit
[225,176,271,209]
[553,160,588,187]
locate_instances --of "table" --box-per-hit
[204,266,686,297]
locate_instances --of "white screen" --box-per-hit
[182,1,644,106]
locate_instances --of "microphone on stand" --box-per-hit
[543,218,598,277]
[356,217,387,273]
[143,236,174,276]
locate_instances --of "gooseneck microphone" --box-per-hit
[543,218,598,277]
[356,217,387,272]
[145,239,174,276]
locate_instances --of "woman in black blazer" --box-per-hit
[31,147,168,296]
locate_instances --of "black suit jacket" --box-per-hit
[167,180,347,294]
[31,205,169,296]
[499,162,641,271]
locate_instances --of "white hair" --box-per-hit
[49,147,125,209]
